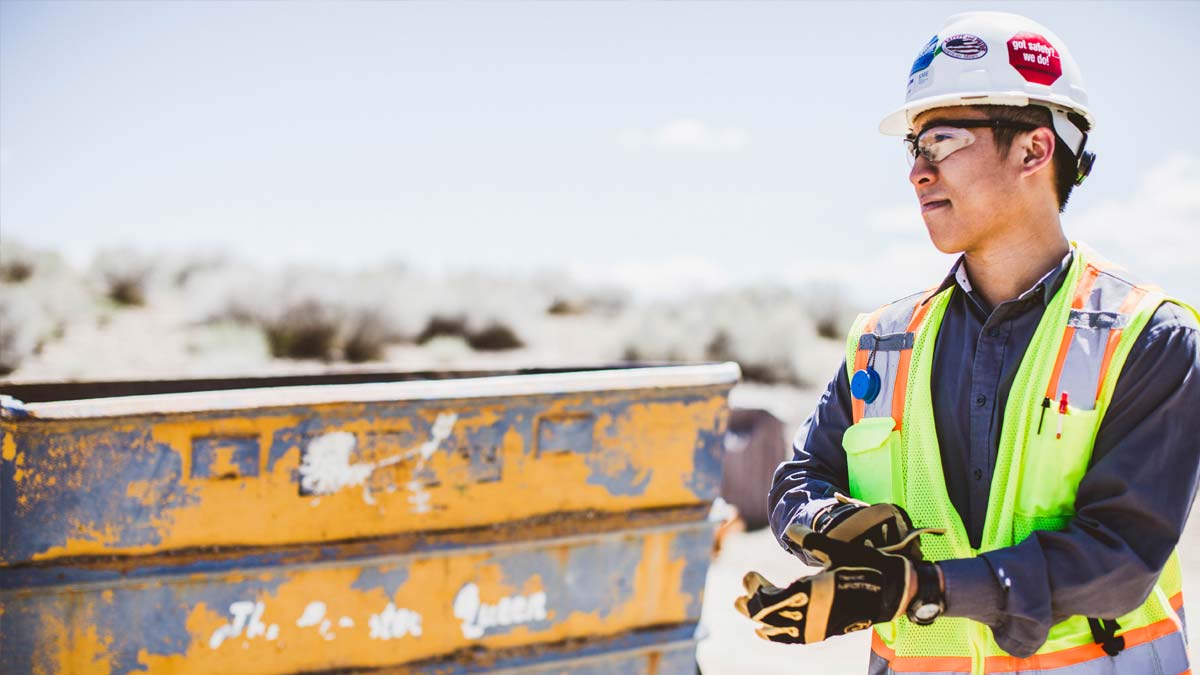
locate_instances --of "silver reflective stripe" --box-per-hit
[1078,628,1191,675]
[859,300,923,421]
[1057,326,1107,411]
[1086,271,1139,311]
[868,628,1188,674]
[863,346,903,419]
[1054,271,1141,411]
[868,648,890,675]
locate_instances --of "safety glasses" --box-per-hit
[905,119,1041,166]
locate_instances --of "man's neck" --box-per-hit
[961,221,1070,309]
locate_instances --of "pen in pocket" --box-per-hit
[1038,397,1051,434]
[1056,391,1069,440]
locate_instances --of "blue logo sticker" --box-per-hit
[910,36,940,75]
[942,33,988,60]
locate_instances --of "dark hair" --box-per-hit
[974,104,1090,213]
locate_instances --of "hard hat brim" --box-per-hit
[879,92,1094,136]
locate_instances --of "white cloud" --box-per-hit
[619,119,748,152]
[1068,153,1200,300]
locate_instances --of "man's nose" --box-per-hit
[909,156,936,187]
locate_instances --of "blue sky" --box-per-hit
[2,1,1197,306]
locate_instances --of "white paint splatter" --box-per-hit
[296,601,326,628]
[406,479,432,514]
[299,432,372,496]
[369,602,423,640]
[208,601,276,649]
[453,582,547,640]
[338,617,355,628]
[298,413,458,508]
[401,413,457,513]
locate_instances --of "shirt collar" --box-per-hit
[932,247,1075,308]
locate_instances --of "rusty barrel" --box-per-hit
[0,363,739,673]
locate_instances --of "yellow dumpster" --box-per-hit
[0,363,738,673]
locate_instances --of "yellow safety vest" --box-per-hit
[842,244,1196,675]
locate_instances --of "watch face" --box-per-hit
[914,603,941,621]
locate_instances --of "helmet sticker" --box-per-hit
[1008,32,1062,85]
[909,36,940,75]
[942,34,988,60]
[907,68,934,97]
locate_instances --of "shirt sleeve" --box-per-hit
[941,302,1200,657]
[767,358,854,563]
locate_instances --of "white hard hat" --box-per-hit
[880,12,1093,160]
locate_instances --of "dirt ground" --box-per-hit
[698,506,1200,674]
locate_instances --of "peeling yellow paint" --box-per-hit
[2,433,16,461]
[14,388,728,564]
[36,603,114,675]
[125,527,700,673]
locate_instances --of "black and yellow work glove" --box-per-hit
[815,493,931,560]
[734,525,928,644]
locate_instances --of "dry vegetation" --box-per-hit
[0,239,853,385]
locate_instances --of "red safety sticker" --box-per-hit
[1008,32,1061,85]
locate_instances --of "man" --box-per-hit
[734,11,1200,674]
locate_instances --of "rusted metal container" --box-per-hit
[720,408,788,530]
[0,363,738,673]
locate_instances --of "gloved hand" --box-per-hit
[814,493,932,560]
[734,524,933,644]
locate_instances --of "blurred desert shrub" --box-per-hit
[796,282,858,340]
[415,315,524,351]
[90,248,160,307]
[0,241,95,375]
[619,285,847,387]
[0,245,35,284]
[343,311,392,363]
[415,315,469,345]
[198,261,545,362]
[466,322,524,351]
[261,300,340,360]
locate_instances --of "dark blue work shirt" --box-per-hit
[768,250,1200,657]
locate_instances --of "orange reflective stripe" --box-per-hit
[1044,263,1102,400]
[874,614,1185,674]
[1172,592,1184,612]
[1093,285,1152,402]
[891,287,941,432]
[983,614,1182,672]
[871,630,973,672]
[1045,324,1076,402]
[852,306,888,424]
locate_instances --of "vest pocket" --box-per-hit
[842,416,900,505]
[1014,405,1100,541]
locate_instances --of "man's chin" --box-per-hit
[923,219,966,255]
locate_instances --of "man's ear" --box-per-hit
[1019,127,1056,177]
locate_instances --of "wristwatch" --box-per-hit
[906,562,945,625]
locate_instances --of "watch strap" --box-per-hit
[906,562,945,625]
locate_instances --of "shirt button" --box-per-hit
[974,468,984,480]
[975,395,987,407]
[988,327,1001,338]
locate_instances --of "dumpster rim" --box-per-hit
[7,362,741,420]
